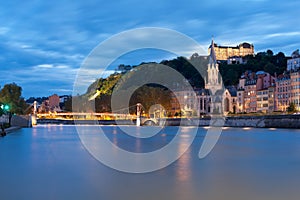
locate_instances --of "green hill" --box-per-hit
[66,50,288,114]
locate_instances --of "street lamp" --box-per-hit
[1,104,10,112]
[0,104,11,127]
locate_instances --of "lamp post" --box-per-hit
[0,104,11,126]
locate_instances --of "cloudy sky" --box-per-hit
[0,0,299,98]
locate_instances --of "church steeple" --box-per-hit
[205,38,222,91]
[209,38,217,65]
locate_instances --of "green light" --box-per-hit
[4,105,9,111]
[1,104,10,111]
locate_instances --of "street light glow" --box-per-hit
[1,104,10,111]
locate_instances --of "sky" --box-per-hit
[0,0,300,98]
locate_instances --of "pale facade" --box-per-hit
[287,49,300,71]
[205,40,236,114]
[237,89,245,113]
[290,70,300,111]
[268,86,276,112]
[170,89,200,117]
[275,74,291,112]
[244,80,257,113]
[256,89,269,113]
[208,42,254,61]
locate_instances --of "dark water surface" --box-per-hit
[0,125,300,200]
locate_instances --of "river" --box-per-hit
[0,125,299,200]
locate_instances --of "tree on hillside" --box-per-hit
[263,63,276,75]
[267,49,274,56]
[0,83,27,114]
[129,85,172,116]
[219,50,288,86]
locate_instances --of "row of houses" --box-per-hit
[170,40,300,116]
[237,51,300,113]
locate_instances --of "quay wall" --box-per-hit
[225,115,300,129]
[36,115,300,128]
[164,115,300,128]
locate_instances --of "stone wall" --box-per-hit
[11,115,31,127]
[225,115,300,128]
[164,115,300,128]
[36,115,300,128]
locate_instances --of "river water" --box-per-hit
[0,125,300,200]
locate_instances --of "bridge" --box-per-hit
[37,112,135,119]
[37,113,160,125]
[31,100,162,126]
[141,118,159,126]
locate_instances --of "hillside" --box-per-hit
[69,50,288,113]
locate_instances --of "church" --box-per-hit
[171,40,237,116]
[205,39,237,114]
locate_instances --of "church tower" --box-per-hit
[205,39,223,92]
[205,39,225,114]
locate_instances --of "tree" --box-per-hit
[0,83,27,114]
[267,49,274,56]
[129,85,172,115]
[263,63,276,75]
[287,102,297,113]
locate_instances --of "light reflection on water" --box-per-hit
[0,125,300,200]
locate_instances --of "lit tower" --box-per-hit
[205,39,223,93]
[205,39,225,114]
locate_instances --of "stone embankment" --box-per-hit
[164,115,300,128]
[225,115,300,128]
[35,114,300,128]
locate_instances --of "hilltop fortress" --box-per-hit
[208,42,254,61]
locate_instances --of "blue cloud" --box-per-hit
[0,0,299,98]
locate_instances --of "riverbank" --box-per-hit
[5,126,21,133]
[36,114,300,128]
[0,126,21,137]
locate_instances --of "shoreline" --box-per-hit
[0,126,21,137]
[36,114,300,129]
[5,126,21,133]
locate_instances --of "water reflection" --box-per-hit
[176,143,191,182]
[1,126,300,200]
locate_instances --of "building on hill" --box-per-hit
[171,39,237,116]
[287,49,300,71]
[208,41,254,61]
[227,56,245,65]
